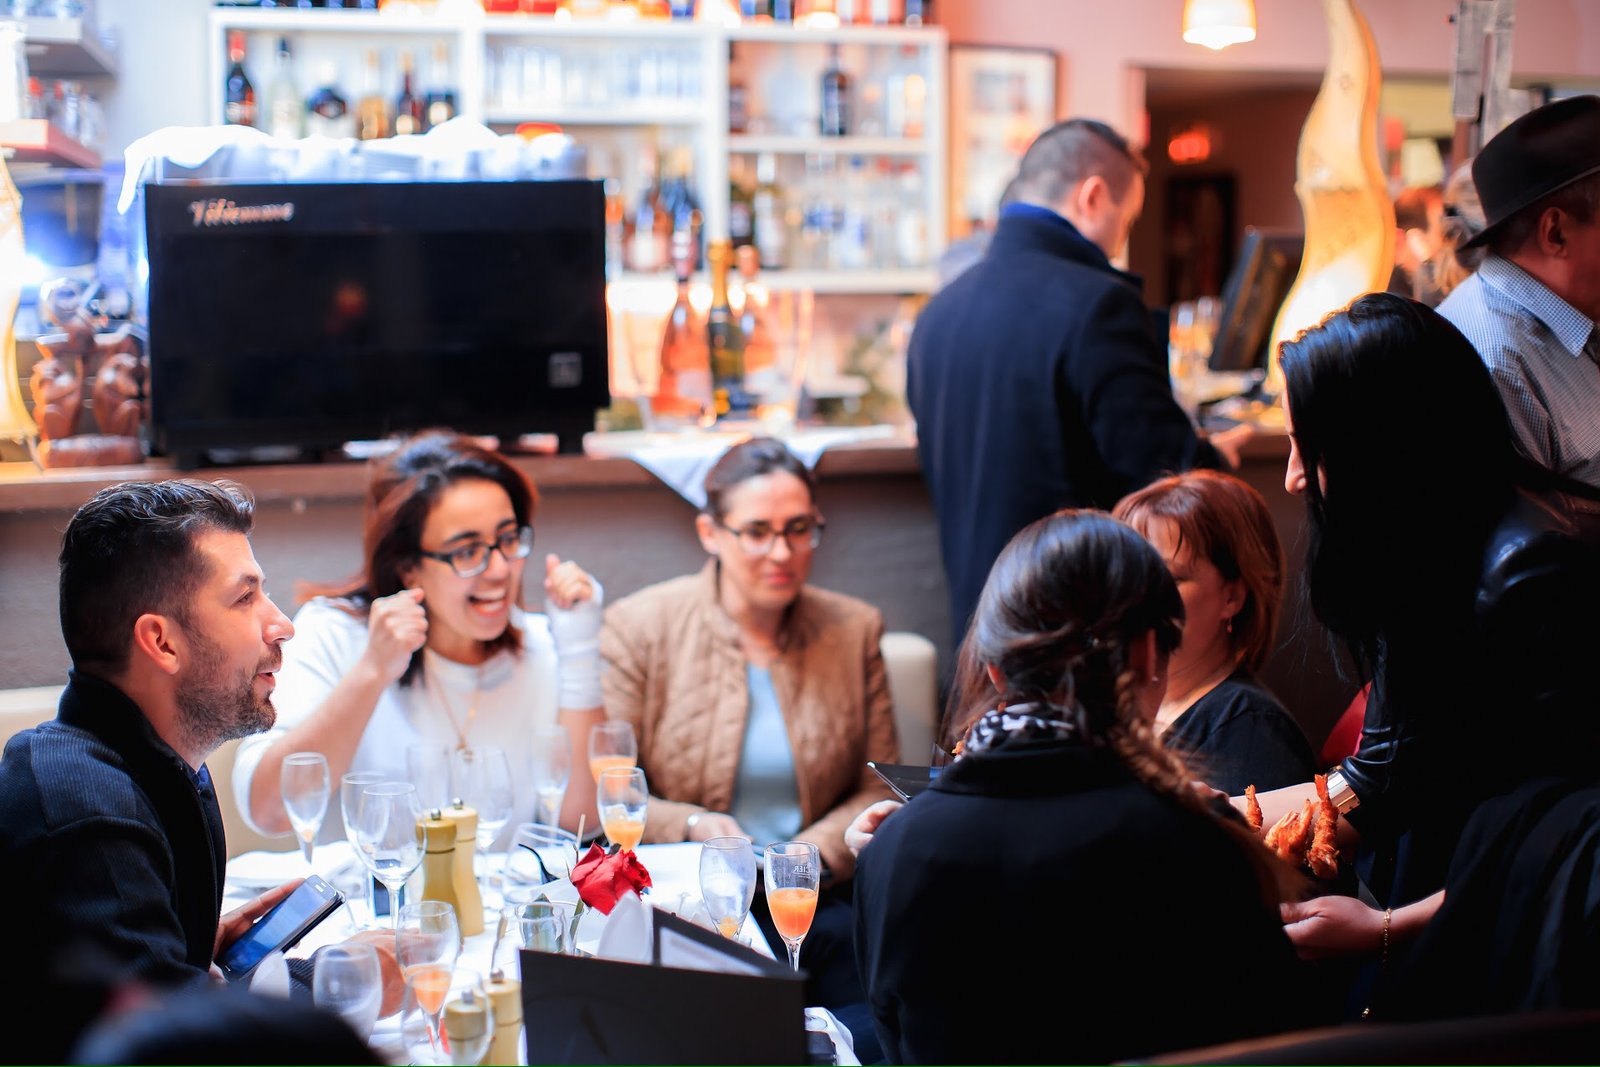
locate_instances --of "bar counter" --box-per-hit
[0,426,1350,750]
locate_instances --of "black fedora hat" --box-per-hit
[1464,94,1600,249]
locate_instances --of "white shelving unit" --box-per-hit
[206,6,946,295]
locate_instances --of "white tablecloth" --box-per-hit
[223,842,857,1065]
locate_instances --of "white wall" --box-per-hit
[99,0,213,158]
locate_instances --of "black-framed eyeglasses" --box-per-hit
[716,516,826,557]
[418,525,535,578]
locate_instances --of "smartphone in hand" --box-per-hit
[216,874,344,983]
[866,761,940,802]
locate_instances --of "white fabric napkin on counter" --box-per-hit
[593,892,652,964]
[585,424,899,508]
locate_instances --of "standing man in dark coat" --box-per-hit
[908,118,1247,647]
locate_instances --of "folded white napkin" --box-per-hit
[593,892,651,965]
[226,840,359,891]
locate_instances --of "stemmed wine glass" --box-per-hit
[401,966,492,1067]
[397,899,462,1063]
[531,725,571,827]
[281,751,330,870]
[762,840,820,972]
[339,770,386,927]
[354,781,424,932]
[699,836,757,940]
[504,822,579,888]
[451,745,515,893]
[587,721,637,783]
[596,766,648,853]
[312,942,383,1041]
[407,743,453,813]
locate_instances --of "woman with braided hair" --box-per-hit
[851,509,1316,1065]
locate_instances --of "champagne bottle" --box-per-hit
[223,31,256,127]
[707,239,753,420]
[651,231,714,429]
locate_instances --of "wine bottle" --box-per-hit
[223,31,257,127]
[736,244,777,390]
[707,239,753,420]
[752,152,788,270]
[652,230,714,428]
[394,51,424,136]
[819,43,850,137]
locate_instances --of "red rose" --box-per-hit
[570,843,653,915]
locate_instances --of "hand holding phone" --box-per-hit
[216,874,344,983]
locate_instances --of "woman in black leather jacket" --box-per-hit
[1248,294,1600,978]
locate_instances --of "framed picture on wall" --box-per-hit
[948,44,1058,241]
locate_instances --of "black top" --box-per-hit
[1383,776,1600,1020]
[1340,488,1600,908]
[1166,669,1317,795]
[906,206,1221,645]
[0,672,227,1060]
[853,738,1318,1065]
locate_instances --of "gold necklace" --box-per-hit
[427,660,483,751]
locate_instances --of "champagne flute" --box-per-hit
[763,840,820,972]
[531,725,571,827]
[450,745,515,893]
[340,770,386,927]
[281,751,331,870]
[699,836,757,940]
[397,899,461,1063]
[312,942,383,1041]
[596,766,648,853]
[355,781,424,932]
[402,966,492,1067]
[587,720,637,783]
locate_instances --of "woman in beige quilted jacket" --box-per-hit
[599,436,900,1052]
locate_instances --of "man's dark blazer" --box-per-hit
[907,205,1220,644]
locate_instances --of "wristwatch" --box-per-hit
[1324,768,1361,814]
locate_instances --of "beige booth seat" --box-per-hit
[0,683,289,858]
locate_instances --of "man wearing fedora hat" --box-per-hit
[1438,94,1600,490]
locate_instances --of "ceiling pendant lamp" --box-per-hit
[1182,0,1258,50]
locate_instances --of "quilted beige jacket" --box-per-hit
[599,561,900,880]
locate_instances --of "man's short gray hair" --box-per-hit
[1006,118,1149,210]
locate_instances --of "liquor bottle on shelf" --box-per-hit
[729,157,755,251]
[707,239,754,421]
[739,0,769,17]
[884,44,926,138]
[652,230,714,429]
[819,43,850,137]
[625,147,668,274]
[306,61,355,139]
[394,51,425,136]
[903,0,925,23]
[264,37,304,140]
[603,176,627,281]
[735,244,777,391]
[752,151,787,270]
[659,145,703,272]
[423,42,456,131]
[223,30,256,128]
[356,49,389,140]
[771,0,794,21]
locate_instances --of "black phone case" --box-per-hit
[217,874,344,982]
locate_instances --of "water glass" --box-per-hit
[504,822,579,888]
[698,836,757,940]
[312,942,382,1041]
[407,743,453,813]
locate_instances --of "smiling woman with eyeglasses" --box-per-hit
[598,436,899,1057]
[233,430,604,843]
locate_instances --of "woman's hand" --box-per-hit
[686,812,747,843]
[1280,894,1385,960]
[545,554,596,611]
[845,799,903,857]
[363,587,428,684]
